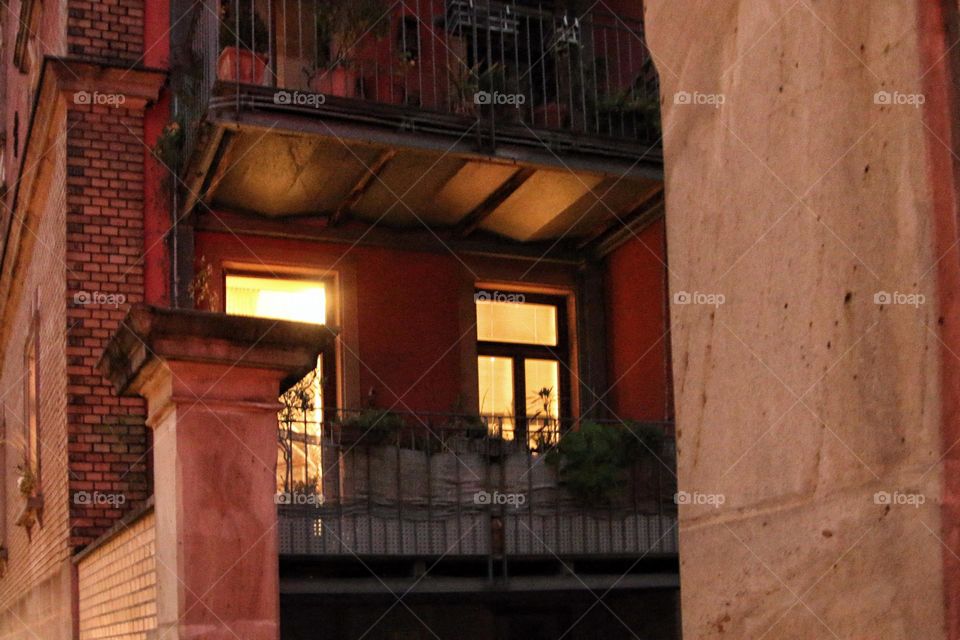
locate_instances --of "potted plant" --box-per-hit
[309,0,390,98]
[16,460,36,498]
[217,0,271,84]
[546,421,663,505]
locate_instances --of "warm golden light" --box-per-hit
[226,275,327,325]
[525,359,559,418]
[476,298,557,346]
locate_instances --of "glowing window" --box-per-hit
[226,275,327,325]
[226,274,330,496]
[475,292,567,447]
[478,356,515,417]
[525,359,559,419]
[476,299,557,346]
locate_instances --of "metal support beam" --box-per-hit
[331,148,397,226]
[456,167,536,238]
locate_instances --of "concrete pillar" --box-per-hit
[99,306,336,640]
[644,1,960,638]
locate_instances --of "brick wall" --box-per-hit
[77,508,157,640]
[67,0,145,62]
[65,101,150,547]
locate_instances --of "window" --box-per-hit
[225,275,327,324]
[224,273,334,495]
[13,0,40,73]
[23,317,39,488]
[476,292,567,447]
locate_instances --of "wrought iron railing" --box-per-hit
[276,408,677,559]
[182,0,660,148]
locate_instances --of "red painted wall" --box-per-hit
[350,245,466,412]
[198,220,673,424]
[195,232,467,415]
[604,219,672,422]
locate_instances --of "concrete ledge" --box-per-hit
[97,304,338,395]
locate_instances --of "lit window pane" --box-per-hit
[476,299,557,346]
[525,359,559,419]
[526,359,560,448]
[226,275,326,325]
[477,356,515,438]
[478,356,514,416]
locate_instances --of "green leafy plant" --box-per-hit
[220,0,271,54]
[597,90,662,136]
[152,119,185,173]
[547,421,663,505]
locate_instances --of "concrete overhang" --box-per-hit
[98,304,338,396]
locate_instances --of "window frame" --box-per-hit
[13,0,39,73]
[475,291,571,440]
[223,269,338,495]
[23,309,39,489]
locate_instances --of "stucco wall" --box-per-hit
[645,0,949,637]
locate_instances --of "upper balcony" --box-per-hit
[172,0,664,236]
[180,0,660,156]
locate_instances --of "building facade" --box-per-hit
[0,1,675,639]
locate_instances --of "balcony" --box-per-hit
[181,0,660,156]
[275,410,677,563]
[173,1,664,246]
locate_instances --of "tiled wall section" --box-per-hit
[77,508,156,640]
[0,123,72,640]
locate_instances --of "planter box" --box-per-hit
[217,47,269,84]
[310,67,359,99]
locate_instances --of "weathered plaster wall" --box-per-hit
[645,1,951,637]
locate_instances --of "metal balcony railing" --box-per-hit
[177,0,661,156]
[276,409,677,559]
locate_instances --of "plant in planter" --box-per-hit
[335,409,405,446]
[16,460,36,498]
[546,421,663,505]
[217,0,271,84]
[308,0,390,98]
